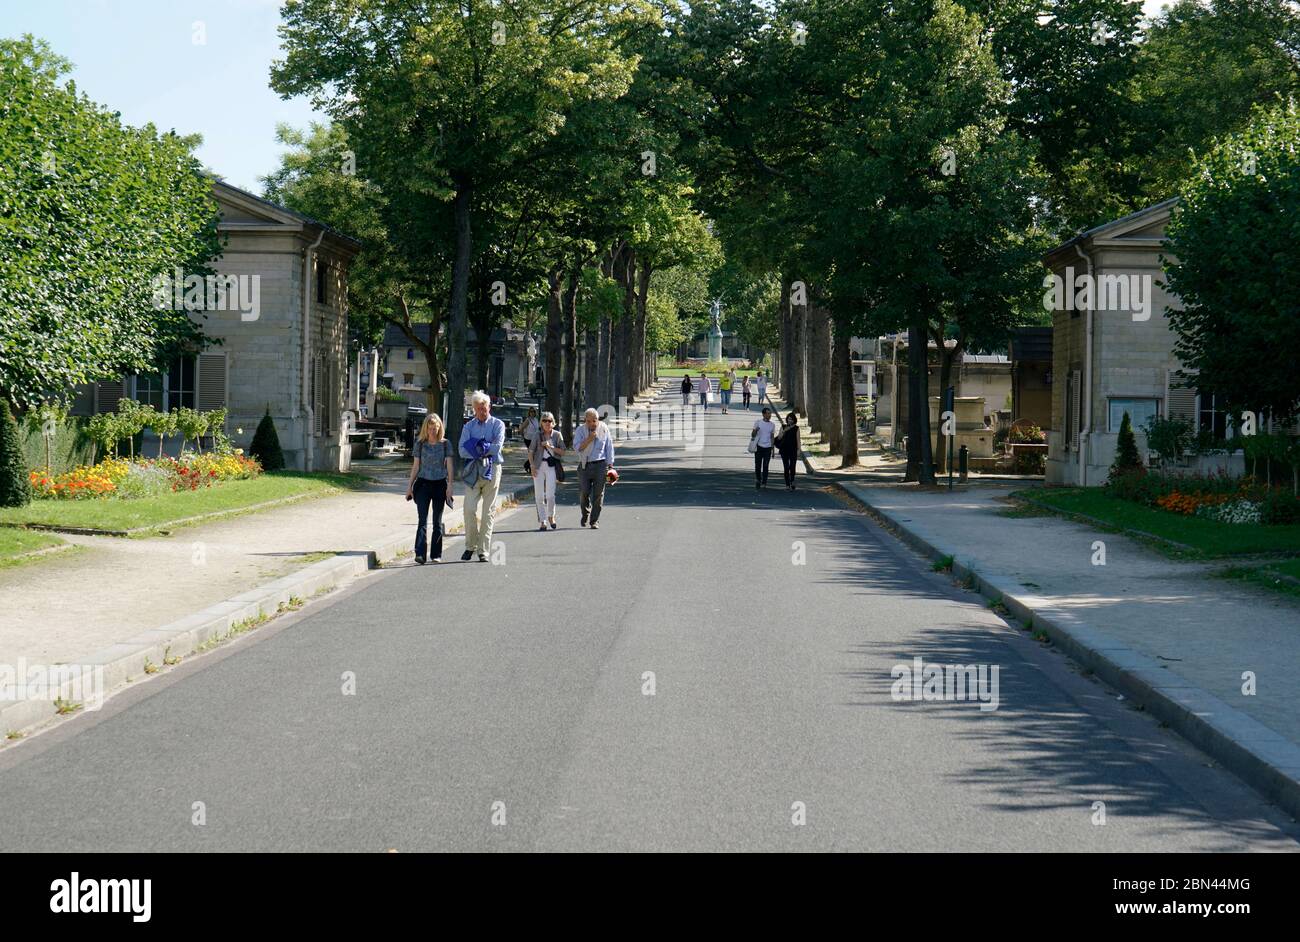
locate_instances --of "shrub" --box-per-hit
[0,401,32,507]
[249,408,286,471]
[174,407,209,452]
[28,459,125,499]
[1259,489,1300,525]
[1144,415,1193,467]
[1109,411,1143,481]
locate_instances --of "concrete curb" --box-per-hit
[836,480,1300,821]
[0,481,535,740]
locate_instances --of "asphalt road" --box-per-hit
[1,390,1296,852]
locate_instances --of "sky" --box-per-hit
[2,0,1175,195]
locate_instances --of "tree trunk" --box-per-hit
[545,268,564,423]
[635,261,652,399]
[906,318,936,484]
[447,184,472,452]
[827,319,845,454]
[934,335,961,473]
[836,323,859,466]
[791,287,807,416]
[585,325,600,412]
[807,305,831,434]
[562,268,580,447]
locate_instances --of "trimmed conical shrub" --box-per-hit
[0,401,32,507]
[1110,411,1143,480]
[249,407,286,471]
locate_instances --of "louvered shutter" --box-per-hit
[197,353,227,413]
[96,377,125,413]
[1166,369,1197,423]
[1069,370,1081,450]
[312,356,324,436]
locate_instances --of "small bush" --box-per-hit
[0,401,32,507]
[1109,411,1143,481]
[115,462,175,499]
[249,409,286,471]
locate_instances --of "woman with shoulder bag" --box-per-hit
[404,414,455,564]
[528,411,566,530]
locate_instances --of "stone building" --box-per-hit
[1043,198,1238,485]
[70,179,360,472]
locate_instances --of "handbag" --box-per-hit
[747,434,758,454]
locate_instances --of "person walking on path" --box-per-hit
[741,375,751,410]
[680,374,692,407]
[519,407,539,474]
[458,390,506,562]
[697,372,712,411]
[574,407,616,528]
[405,413,455,564]
[719,369,734,413]
[528,411,566,531]
[755,370,768,406]
[775,411,801,491]
[751,406,778,490]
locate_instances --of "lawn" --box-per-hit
[657,366,764,378]
[1016,488,1300,558]
[0,472,369,534]
[0,528,65,566]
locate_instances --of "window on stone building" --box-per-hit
[1108,397,1158,433]
[1197,390,1228,439]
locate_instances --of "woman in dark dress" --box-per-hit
[775,411,801,491]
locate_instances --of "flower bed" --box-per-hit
[29,453,262,499]
[1109,470,1300,525]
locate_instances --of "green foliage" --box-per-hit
[249,409,286,472]
[1164,102,1300,424]
[0,36,221,409]
[0,401,31,507]
[1110,411,1143,479]
[173,407,209,452]
[1144,415,1195,466]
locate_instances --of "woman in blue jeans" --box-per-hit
[404,414,455,564]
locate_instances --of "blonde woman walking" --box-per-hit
[528,411,566,530]
[404,413,455,564]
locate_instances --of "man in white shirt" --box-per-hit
[751,406,777,489]
[573,408,616,528]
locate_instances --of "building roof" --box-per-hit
[211,177,362,250]
[1044,197,1178,263]
[1009,326,1052,361]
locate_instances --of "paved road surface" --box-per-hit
[1,390,1296,851]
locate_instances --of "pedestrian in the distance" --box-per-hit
[697,372,711,411]
[755,370,768,406]
[750,406,777,490]
[574,407,615,528]
[775,411,801,491]
[458,390,506,562]
[719,369,733,413]
[404,413,455,564]
[742,375,751,410]
[519,407,539,473]
[528,411,565,531]
[680,374,692,407]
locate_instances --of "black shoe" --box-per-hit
[415,555,426,565]
[477,552,488,562]
[580,517,588,527]
[460,550,474,561]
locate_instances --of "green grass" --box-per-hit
[1018,488,1300,558]
[0,472,369,535]
[1221,558,1300,600]
[0,527,64,566]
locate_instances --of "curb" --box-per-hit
[836,480,1300,821]
[0,481,535,740]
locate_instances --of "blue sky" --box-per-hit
[0,0,320,192]
[2,0,1174,194]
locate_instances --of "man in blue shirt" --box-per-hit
[573,407,616,529]
[458,390,506,561]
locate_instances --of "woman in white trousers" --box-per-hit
[528,412,566,530]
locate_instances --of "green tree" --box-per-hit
[0,36,221,412]
[1164,102,1300,424]
[0,401,32,507]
